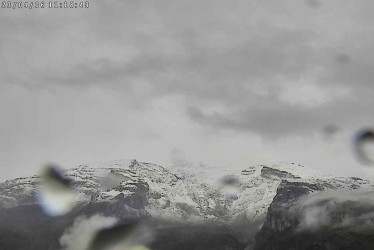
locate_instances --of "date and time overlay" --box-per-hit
[2,1,89,9]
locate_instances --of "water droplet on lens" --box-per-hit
[100,171,129,191]
[322,125,340,140]
[37,164,77,216]
[89,221,153,250]
[219,175,241,199]
[354,129,374,165]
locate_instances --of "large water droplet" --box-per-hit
[218,175,241,199]
[37,164,77,216]
[100,170,129,191]
[90,221,153,250]
[354,129,374,165]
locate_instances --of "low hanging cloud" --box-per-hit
[291,189,374,231]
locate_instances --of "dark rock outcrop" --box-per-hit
[253,181,374,250]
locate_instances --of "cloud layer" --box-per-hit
[292,189,374,231]
[2,0,374,138]
[1,0,374,179]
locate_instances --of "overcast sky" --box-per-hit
[1,0,374,181]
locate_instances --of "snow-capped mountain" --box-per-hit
[1,159,372,223]
[1,159,373,250]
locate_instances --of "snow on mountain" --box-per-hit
[0,159,372,226]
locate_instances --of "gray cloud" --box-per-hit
[1,0,374,180]
[7,23,371,137]
[4,1,373,138]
